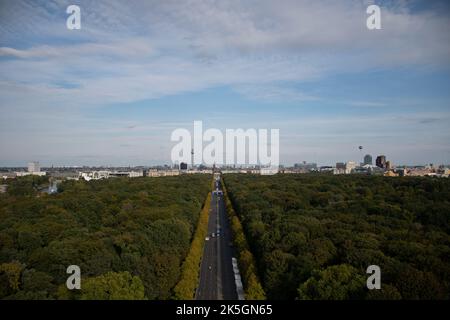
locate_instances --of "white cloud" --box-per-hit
[0,0,449,165]
[1,0,449,107]
[234,84,319,103]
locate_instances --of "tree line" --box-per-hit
[173,192,212,299]
[0,174,211,299]
[222,173,450,300]
[221,178,266,300]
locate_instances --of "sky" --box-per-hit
[0,0,449,166]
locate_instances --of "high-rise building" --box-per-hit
[386,161,392,170]
[376,155,386,169]
[363,154,372,165]
[28,161,40,173]
[180,162,188,170]
[345,161,357,174]
[333,162,346,174]
[335,162,345,170]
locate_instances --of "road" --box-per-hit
[196,177,237,300]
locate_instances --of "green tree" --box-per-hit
[366,284,402,300]
[298,264,365,300]
[80,271,145,300]
[0,261,24,293]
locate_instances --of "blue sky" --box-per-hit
[0,0,449,166]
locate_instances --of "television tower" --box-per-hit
[191,148,194,170]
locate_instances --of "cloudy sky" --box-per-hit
[0,0,449,166]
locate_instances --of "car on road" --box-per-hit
[211,233,215,237]
[205,236,210,241]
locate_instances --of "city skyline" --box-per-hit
[0,153,446,169]
[1,0,450,167]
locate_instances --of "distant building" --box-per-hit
[334,162,346,175]
[128,171,144,178]
[79,170,142,181]
[440,168,450,177]
[395,168,407,177]
[408,168,433,177]
[376,155,386,169]
[336,162,345,170]
[294,162,317,171]
[28,161,40,173]
[353,167,370,174]
[1,172,17,179]
[334,161,357,174]
[345,161,357,174]
[260,166,279,175]
[384,170,398,177]
[147,169,180,177]
[16,171,46,177]
[366,166,385,175]
[16,162,46,177]
[79,171,110,181]
[363,154,372,165]
[385,161,392,170]
[180,162,188,170]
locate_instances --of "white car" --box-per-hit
[205,237,210,241]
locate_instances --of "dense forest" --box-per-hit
[223,174,450,300]
[0,175,211,299]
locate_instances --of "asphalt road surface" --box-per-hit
[196,179,237,300]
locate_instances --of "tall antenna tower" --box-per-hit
[191,148,194,170]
